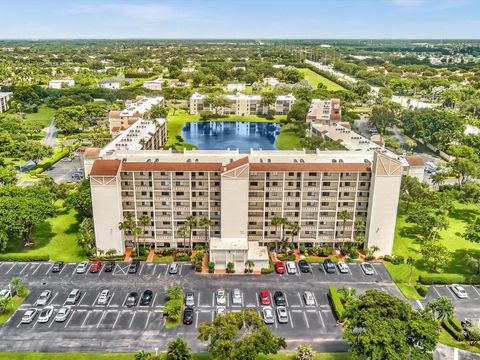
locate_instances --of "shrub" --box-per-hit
[195,262,202,272]
[295,344,315,360]
[207,262,215,273]
[29,148,71,175]
[449,316,463,333]
[261,267,274,274]
[442,319,464,341]
[383,254,393,262]
[155,247,176,256]
[0,254,50,261]
[415,284,428,297]
[175,251,192,262]
[349,248,359,259]
[278,253,296,261]
[195,251,204,262]
[328,286,345,321]
[139,247,147,256]
[419,274,480,285]
[319,245,333,257]
[391,255,405,265]
[194,244,204,251]
[299,245,307,255]
[226,262,235,274]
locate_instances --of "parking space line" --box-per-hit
[64,310,76,328]
[96,310,107,328]
[20,263,30,274]
[212,292,215,307]
[49,292,58,306]
[81,311,91,328]
[145,311,152,329]
[128,311,136,329]
[255,295,259,307]
[297,292,303,306]
[112,311,121,329]
[31,263,42,275]
[317,310,326,329]
[6,263,15,274]
[107,293,115,307]
[303,311,310,329]
[151,293,157,307]
[179,264,183,275]
[164,266,169,277]
[432,286,441,298]
[197,293,201,307]
[71,266,77,276]
[138,263,145,275]
[288,310,294,328]
[43,263,53,275]
[195,311,199,328]
[77,292,87,306]
[471,286,480,297]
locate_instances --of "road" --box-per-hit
[41,117,58,147]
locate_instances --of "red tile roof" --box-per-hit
[121,162,223,172]
[249,162,371,172]
[84,147,101,158]
[90,160,121,176]
[405,155,425,167]
[224,156,249,171]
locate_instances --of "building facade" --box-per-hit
[306,98,342,124]
[108,96,164,133]
[100,79,121,90]
[143,79,163,91]
[0,92,13,113]
[48,78,75,89]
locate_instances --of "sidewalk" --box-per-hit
[124,248,132,262]
[146,249,155,263]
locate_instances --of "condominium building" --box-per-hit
[88,148,403,257]
[0,92,12,113]
[143,79,163,91]
[225,83,246,92]
[100,79,121,90]
[189,93,296,116]
[48,78,75,89]
[108,96,164,134]
[306,98,342,124]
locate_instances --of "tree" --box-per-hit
[134,350,154,360]
[0,297,10,314]
[245,259,255,273]
[55,105,88,134]
[164,299,182,321]
[425,296,453,322]
[166,337,191,360]
[204,94,229,115]
[271,216,283,251]
[149,104,168,119]
[178,225,189,248]
[287,222,301,249]
[0,232,7,252]
[10,277,28,297]
[198,309,286,360]
[337,210,350,242]
[343,290,438,360]
[465,324,480,346]
[287,100,309,123]
[406,256,415,285]
[370,105,396,135]
[138,215,151,248]
[166,285,183,301]
[420,240,451,272]
[22,141,53,165]
[0,166,16,185]
[198,216,212,251]
[77,217,95,255]
[295,344,315,360]
[64,179,92,217]
[118,212,140,255]
[261,91,276,109]
[185,216,197,251]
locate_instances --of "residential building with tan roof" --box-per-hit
[306,98,342,124]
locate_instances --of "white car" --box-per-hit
[286,261,296,275]
[0,289,12,299]
[231,288,242,305]
[76,262,89,274]
[97,290,111,305]
[216,289,226,305]
[361,262,375,275]
[216,306,226,317]
[35,290,51,306]
[303,291,315,306]
[337,262,350,274]
[168,263,179,274]
[55,306,71,322]
[262,306,275,325]
[450,284,468,299]
[185,292,195,307]
[65,289,81,305]
[21,308,37,324]
[276,307,288,324]
[38,306,54,323]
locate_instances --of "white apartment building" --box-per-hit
[0,92,13,113]
[108,96,164,134]
[306,98,342,124]
[48,78,75,89]
[264,77,280,87]
[225,83,246,92]
[100,79,121,90]
[143,79,163,91]
[275,94,296,115]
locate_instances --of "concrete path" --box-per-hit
[41,117,58,147]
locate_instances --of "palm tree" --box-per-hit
[288,222,301,249]
[245,259,255,273]
[178,225,189,249]
[426,296,454,321]
[185,216,197,252]
[134,350,151,360]
[271,216,283,252]
[119,212,136,253]
[338,210,351,243]
[138,215,151,249]
[166,285,183,301]
[199,216,213,251]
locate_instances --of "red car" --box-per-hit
[89,260,102,273]
[259,290,271,305]
[274,261,285,274]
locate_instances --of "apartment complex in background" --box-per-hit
[189,93,296,116]
[224,83,246,92]
[48,77,75,89]
[100,79,121,90]
[0,92,13,113]
[108,96,164,134]
[306,98,342,124]
[143,79,163,91]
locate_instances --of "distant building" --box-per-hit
[143,79,163,91]
[404,155,426,182]
[48,78,75,89]
[275,94,296,115]
[100,79,121,90]
[108,96,164,134]
[168,79,190,88]
[0,92,13,113]
[306,99,342,125]
[224,83,246,92]
[272,64,286,69]
[264,77,280,87]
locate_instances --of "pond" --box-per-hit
[181,121,281,151]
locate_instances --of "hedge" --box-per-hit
[442,318,464,341]
[261,267,274,274]
[0,254,50,261]
[449,316,463,333]
[328,286,345,321]
[415,284,428,297]
[419,273,480,285]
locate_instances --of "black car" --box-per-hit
[125,292,138,307]
[274,291,286,306]
[104,261,115,272]
[183,307,194,325]
[298,260,311,273]
[51,261,64,273]
[128,261,140,274]
[323,259,336,274]
[140,290,153,306]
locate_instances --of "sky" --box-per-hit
[1,0,479,39]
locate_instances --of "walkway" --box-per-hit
[146,249,155,263]
[124,248,132,262]
[41,117,58,147]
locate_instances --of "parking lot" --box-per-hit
[0,260,398,353]
[45,156,83,183]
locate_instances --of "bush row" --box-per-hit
[328,286,345,321]
[0,254,50,261]
[442,318,464,341]
[415,284,428,297]
[419,274,480,285]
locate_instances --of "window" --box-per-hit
[323,181,331,186]
[175,172,184,176]
[141,191,147,196]
[161,191,169,196]
[308,172,316,177]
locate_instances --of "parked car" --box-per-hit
[276,307,289,324]
[231,289,242,305]
[55,306,71,322]
[259,290,271,305]
[38,306,54,323]
[185,292,195,307]
[128,261,140,274]
[104,261,115,272]
[361,262,375,275]
[0,288,12,299]
[337,262,350,274]
[35,290,51,306]
[298,260,311,273]
[274,291,286,306]
[274,261,285,274]
[323,259,336,274]
[51,261,64,273]
[65,289,81,305]
[97,290,111,305]
[450,284,468,299]
[76,262,89,274]
[216,306,226,317]
[182,307,194,325]
[89,260,102,273]
[168,263,179,274]
[140,290,153,306]
[21,309,38,324]
[125,292,138,307]
[262,306,275,325]
[216,289,226,305]
[303,291,315,306]
[285,261,297,275]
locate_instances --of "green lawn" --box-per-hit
[153,255,174,263]
[385,201,480,299]
[297,68,346,92]
[0,292,29,325]
[274,123,303,150]
[24,105,55,128]
[3,202,85,262]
